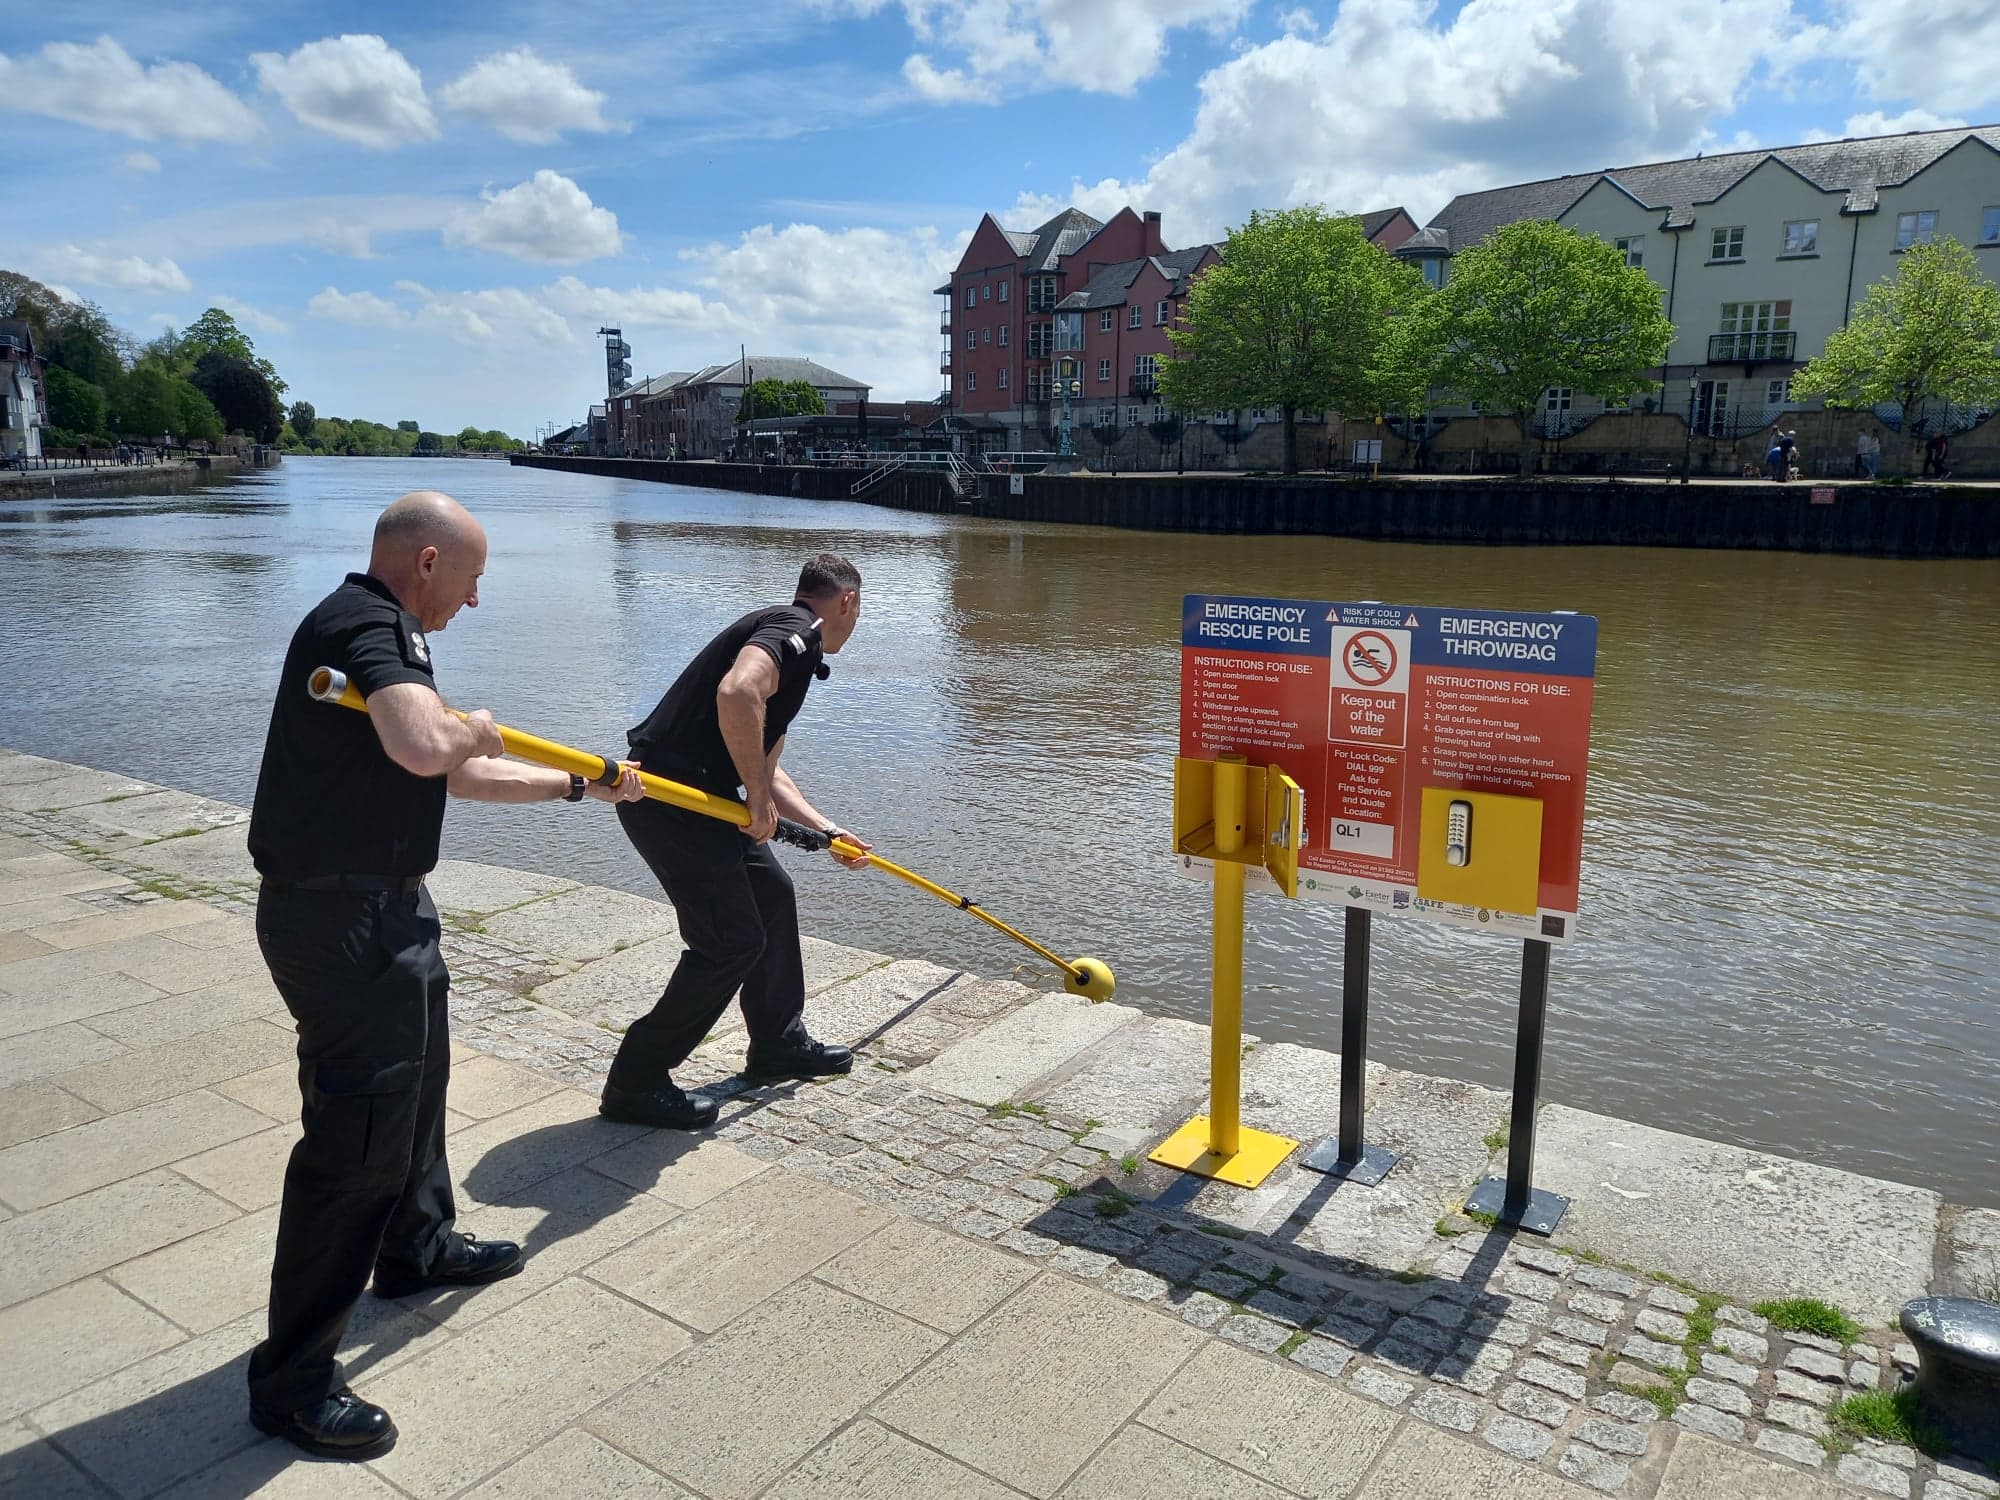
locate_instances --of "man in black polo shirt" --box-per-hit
[600,552,870,1130]
[246,490,640,1460]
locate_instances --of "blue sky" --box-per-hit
[2,0,1991,436]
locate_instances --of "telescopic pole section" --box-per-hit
[1301,906,1400,1184]
[1209,754,1246,1159]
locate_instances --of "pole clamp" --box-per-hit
[592,755,623,786]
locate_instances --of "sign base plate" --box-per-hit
[1150,1116,1298,1189]
[1464,1175,1570,1237]
[1301,1138,1401,1186]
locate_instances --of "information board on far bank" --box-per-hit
[1178,594,1597,941]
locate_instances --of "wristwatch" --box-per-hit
[564,774,587,802]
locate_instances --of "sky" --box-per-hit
[2,0,1993,437]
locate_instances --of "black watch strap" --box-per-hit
[564,774,586,802]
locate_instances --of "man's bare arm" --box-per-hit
[366,682,502,778]
[447,758,643,804]
[717,645,781,839]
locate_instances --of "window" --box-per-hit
[965,372,975,392]
[997,323,1008,346]
[1250,408,1268,422]
[1615,236,1643,268]
[1027,323,1052,358]
[1709,226,1745,261]
[1098,309,1113,333]
[1896,211,1938,250]
[1982,207,2000,245]
[1766,376,1793,406]
[964,286,976,309]
[1027,371,1050,401]
[1717,300,1793,360]
[1546,388,1572,413]
[1134,354,1157,377]
[998,279,1010,303]
[1153,404,1167,424]
[1781,220,1818,256]
[1097,359,1111,382]
[1156,299,1170,324]
[982,327,991,345]
[982,284,991,301]
[1128,305,1143,329]
[1027,277,1058,312]
[1126,406,1140,426]
[1420,259,1444,287]
[965,329,976,351]
[997,367,1008,389]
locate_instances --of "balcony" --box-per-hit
[940,311,951,333]
[1128,375,1157,398]
[1708,331,1797,364]
[940,351,952,372]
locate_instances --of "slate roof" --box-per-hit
[1425,125,2000,249]
[1016,209,1106,271]
[1357,207,1409,240]
[1052,246,1220,311]
[621,372,692,402]
[683,356,870,391]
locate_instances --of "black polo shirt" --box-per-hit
[627,602,825,792]
[248,573,447,881]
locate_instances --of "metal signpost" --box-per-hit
[1175,595,1598,1231]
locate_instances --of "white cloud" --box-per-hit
[439,48,614,143]
[542,276,735,332]
[252,34,438,150]
[394,281,578,346]
[1014,0,1804,241]
[878,0,1249,100]
[37,243,191,294]
[0,36,261,145]
[123,151,162,174]
[308,287,408,327]
[305,219,381,259]
[1839,107,1968,138]
[1828,0,2000,117]
[211,294,290,335]
[444,170,623,264]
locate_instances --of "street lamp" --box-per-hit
[1055,355,1079,457]
[1682,371,1698,484]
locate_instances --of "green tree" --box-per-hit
[1791,236,2000,474]
[191,351,284,441]
[175,380,223,446]
[396,419,419,433]
[45,365,108,441]
[169,307,287,396]
[1404,219,1674,475]
[112,360,181,438]
[288,400,316,438]
[1157,207,1424,474]
[736,378,825,423]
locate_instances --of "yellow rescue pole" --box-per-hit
[307,666,1115,1001]
[1209,753,1246,1157]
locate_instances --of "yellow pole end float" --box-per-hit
[1149,752,1305,1189]
[307,667,1113,1001]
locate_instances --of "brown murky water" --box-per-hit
[5,458,1996,1204]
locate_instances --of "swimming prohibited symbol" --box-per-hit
[1341,630,1397,687]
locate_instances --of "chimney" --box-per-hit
[1143,210,1164,255]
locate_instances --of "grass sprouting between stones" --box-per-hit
[1119,1154,1139,1177]
[1827,1389,1949,1456]
[1754,1297,1863,1345]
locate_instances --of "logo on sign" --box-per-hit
[1342,631,1397,686]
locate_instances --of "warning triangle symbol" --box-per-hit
[1326,610,1340,622]
[1404,613,1418,627]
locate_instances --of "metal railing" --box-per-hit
[939,351,952,372]
[1707,331,1797,363]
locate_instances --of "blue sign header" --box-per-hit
[1182,595,1598,678]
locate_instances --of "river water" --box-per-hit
[3,458,1996,1205]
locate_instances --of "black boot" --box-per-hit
[251,1388,397,1459]
[372,1232,524,1299]
[600,1079,719,1130]
[744,1033,853,1080]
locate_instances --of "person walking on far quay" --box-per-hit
[600,552,872,1131]
[245,490,642,1460]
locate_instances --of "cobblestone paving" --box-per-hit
[8,797,1995,1500]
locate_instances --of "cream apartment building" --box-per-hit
[1412,126,2000,437]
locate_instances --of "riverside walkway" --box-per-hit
[1,747,1995,1499]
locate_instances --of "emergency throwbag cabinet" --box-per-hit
[1167,595,1598,1233]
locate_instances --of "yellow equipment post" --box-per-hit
[1153,753,1300,1188]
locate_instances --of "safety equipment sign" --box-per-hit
[1179,595,1597,942]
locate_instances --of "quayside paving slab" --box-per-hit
[0,1080,102,1152]
[911,990,1144,1106]
[172,1123,295,1211]
[816,1217,1039,1334]
[0,1089,268,1211]
[763,1418,1021,1500]
[0,1278,183,1424]
[62,789,248,845]
[0,1023,126,1090]
[424,858,579,921]
[1655,1431,1860,1498]
[1062,1426,1300,1500]
[0,767,157,813]
[78,973,284,1051]
[52,1016,295,1113]
[1534,1104,1941,1324]
[588,1278,946,1500]
[1038,1012,1213,1133]
[461,1428,693,1499]
[584,1127,768,1209]
[480,884,680,963]
[0,1168,236,1310]
[1353,1423,1601,1499]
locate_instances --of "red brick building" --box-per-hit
[938,205,1420,450]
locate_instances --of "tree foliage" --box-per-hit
[288,401,316,439]
[1403,219,1674,473]
[45,365,109,441]
[279,417,521,456]
[1158,207,1425,473]
[736,378,825,423]
[1791,236,2000,468]
[169,307,286,396]
[192,350,284,442]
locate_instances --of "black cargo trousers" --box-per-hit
[247,881,455,1417]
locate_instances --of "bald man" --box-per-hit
[245,491,642,1459]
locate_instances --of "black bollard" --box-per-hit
[1900,1296,2000,1463]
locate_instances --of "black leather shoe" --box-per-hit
[599,1079,719,1130]
[371,1232,523,1299]
[250,1388,397,1459]
[744,1034,854,1080]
